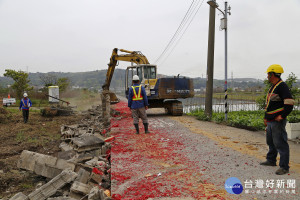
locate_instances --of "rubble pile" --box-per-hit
[9,105,112,200]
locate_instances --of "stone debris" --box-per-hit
[70,135,104,152]
[8,192,28,200]
[88,187,110,200]
[17,150,75,179]
[27,170,77,200]
[10,105,112,200]
[70,181,92,195]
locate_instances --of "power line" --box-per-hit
[158,0,205,66]
[154,0,199,64]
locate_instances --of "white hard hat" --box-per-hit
[132,75,140,81]
[23,93,28,97]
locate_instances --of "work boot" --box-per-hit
[275,168,289,175]
[134,124,139,134]
[260,160,276,166]
[143,123,150,134]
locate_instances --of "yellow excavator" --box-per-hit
[102,48,194,115]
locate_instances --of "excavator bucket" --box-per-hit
[108,91,120,104]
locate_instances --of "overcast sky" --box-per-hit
[0,0,299,80]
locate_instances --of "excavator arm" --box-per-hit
[102,48,150,104]
[102,48,149,90]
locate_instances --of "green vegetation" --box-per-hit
[188,109,300,131]
[3,69,33,99]
[188,109,265,131]
[20,183,34,189]
[16,131,26,142]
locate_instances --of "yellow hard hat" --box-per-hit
[266,64,284,74]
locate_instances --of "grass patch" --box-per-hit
[16,131,26,142]
[20,183,34,189]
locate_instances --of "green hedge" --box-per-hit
[188,109,300,131]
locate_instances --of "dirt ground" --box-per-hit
[0,108,82,198]
[0,94,101,199]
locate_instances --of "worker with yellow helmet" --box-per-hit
[260,64,295,175]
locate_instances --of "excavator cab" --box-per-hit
[125,64,157,98]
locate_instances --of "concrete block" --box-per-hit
[85,157,98,167]
[286,122,300,139]
[59,142,74,152]
[9,192,28,200]
[56,158,76,170]
[34,162,63,178]
[89,172,102,184]
[70,181,92,195]
[90,149,101,157]
[28,170,77,200]
[87,187,100,200]
[57,150,76,160]
[75,168,90,184]
[87,128,94,134]
[88,188,109,200]
[17,150,57,171]
[71,135,104,152]
[71,153,94,163]
[18,150,75,179]
[69,191,85,200]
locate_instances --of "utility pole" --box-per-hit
[217,1,231,121]
[205,0,218,119]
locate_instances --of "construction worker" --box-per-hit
[128,75,150,134]
[19,92,32,123]
[260,64,294,175]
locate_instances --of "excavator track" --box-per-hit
[164,100,183,116]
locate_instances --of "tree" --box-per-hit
[3,69,33,99]
[285,72,300,100]
[57,77,70,93]
[39,74,58,87]
[0,85,9,96]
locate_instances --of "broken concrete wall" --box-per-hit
[27,170,77,200]
[17,150,75,179]
[11,104,113,200]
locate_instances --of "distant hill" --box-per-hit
[1,70,298,90]
[0,69,126,90]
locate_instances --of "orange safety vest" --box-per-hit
[131,85,143,101]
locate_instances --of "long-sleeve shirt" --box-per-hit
[264,79,294,121]
[19,98,32,110]
[128,83,149,109]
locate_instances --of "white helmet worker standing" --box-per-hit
[19,92,32,123]
[128,74,150,134]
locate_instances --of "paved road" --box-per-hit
[111,102,300,200]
